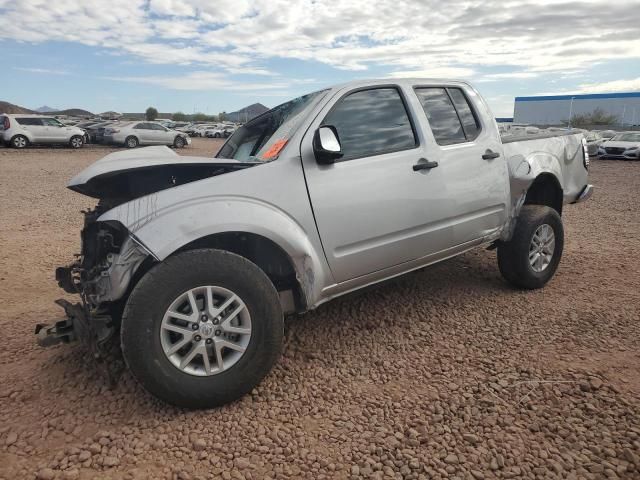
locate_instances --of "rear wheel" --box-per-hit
[497,205,564,289]
[11,135,28,149]
[121,249,284,408]
[125,136,139,148]
[173,136,186,148]
[69,135,84,149]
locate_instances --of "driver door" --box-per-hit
[301,85,454,283]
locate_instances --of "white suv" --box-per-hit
[1,114,85,149]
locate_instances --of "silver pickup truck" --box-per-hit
[43,79,593,408]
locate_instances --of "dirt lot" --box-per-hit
[0,140,639,480]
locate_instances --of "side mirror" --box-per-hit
[313,125,342,164]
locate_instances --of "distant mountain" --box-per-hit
[0,101,93,117]
[42,108,94,117]
[0,101,35,114]
[35,105,57,113]
[226,103,269,123]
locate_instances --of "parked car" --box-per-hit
[597,130,617,141]
[598,132,640,159]
[191,124,220,137]
[83,121,116,144]
[44,79,591,408]
[204,127,225,138]
[103,121,191,148]
[584,131,605,156]
[175,123,195,133]
[222,126,236,138]
[0,114,85,149]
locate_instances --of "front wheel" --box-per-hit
[69,135,84,149]
[125,136,139,148]
[121,249,284,408]
[173,136,185,148]
[497,205,564,289]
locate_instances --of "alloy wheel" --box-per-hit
[160,286,252,376]
[529,224,555,272]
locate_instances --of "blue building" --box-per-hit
[513,92,640,126]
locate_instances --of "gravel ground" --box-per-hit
[0,140,639,480]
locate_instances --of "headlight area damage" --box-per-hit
[36,149,260,367]
[36,209,154,359]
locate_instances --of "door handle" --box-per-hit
[482,149,500,160]
[413,159,439,171]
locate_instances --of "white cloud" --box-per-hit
[388,67,475,79]
[577,77,640,94]
[1,0,639,86]
[104,71,289,91]
[14,67,69,75]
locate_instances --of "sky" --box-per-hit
[1,0,639,117]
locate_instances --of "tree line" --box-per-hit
[145,107,227,122]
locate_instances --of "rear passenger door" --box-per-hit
[412,85,508,246]
[16,117,48,142]
[133,123,155,144]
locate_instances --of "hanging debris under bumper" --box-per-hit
[35,299,115,348]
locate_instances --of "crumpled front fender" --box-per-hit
[98,194,329,309]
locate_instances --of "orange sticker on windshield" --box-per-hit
[261,139,288,160]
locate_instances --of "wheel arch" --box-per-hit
[173,231,307,313]
[524,173,563,216]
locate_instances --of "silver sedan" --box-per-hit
[104,121,191,148]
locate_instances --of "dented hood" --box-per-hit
[68,146,256,201]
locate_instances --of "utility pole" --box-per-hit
[567,97,575,128]
[621,105,626,128]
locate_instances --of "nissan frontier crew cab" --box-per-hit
[41,79,593,408]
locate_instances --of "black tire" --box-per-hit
[69,135,84,149]
[214,132,220,138]
[497,205,564,289]
[11,135,28,149]
[173,136,185,148]
[125,136,139,148]
[121,249,284,408]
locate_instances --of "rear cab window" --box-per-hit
[414,87,481,146]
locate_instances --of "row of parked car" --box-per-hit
[179,123,238,138]
[0,114,192,149]
[500,125,640,160]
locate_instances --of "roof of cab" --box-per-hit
[327,77,473,91]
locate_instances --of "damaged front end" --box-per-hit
[38,204,154,359]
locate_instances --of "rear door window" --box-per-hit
[414,88,466,145]
[42,118,64,127]
[322,87,417,160]
[414,87,481,145]
[447,88,480,140]
[15,117,44,126]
